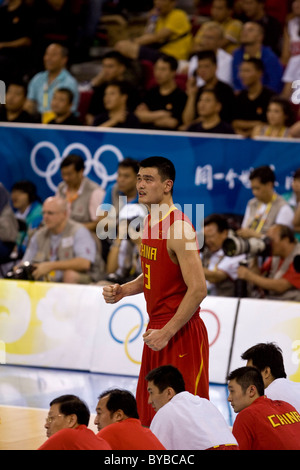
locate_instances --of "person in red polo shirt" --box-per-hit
[95,389,165,450]
[38,394,111,450]
[227,366,300,450]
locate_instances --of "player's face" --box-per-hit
[94,395,115,431]
[137,167,172,207]
[44,403,69,438]
[147,381,171,412]
[227,379,250,413]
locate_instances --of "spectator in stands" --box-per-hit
[93,80,141,129]
[56,154,105,235]
[237,165,295,237]
[188,21,233,87]
[0,82,38,123]
[86,51,141,126]
[251,96,295,138]
[282,168,300,241]
[96,158,139,263]
[201,214,246,296]
[146,365,238,450]
[281,0,300,66]
[199,0,243,53]
[25,43,79,123]
[182,50,235,128]
[38,394,111,450]
[95,389,166,450]
[187,89,235,134]
[227,366,300,450]
[47,88,81,126]
[10,180,43,257]
[31,0,79,71]
[114,0,192,62]
[232,22,283,93]
[232,58,275,137]
[21,196,103,283]
[0,0,32,83]
[0,183,18,265]
[237,224,300,300]
[135,55,187,131]
[237,0,282,55]
[241,342,300,412]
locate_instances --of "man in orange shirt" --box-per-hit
[95,389,165,450]
[38,394,111,450]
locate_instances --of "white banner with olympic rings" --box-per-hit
[1,280,299,384]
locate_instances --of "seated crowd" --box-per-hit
[0,1,299,296]
[1,0,300,137]
[1,158,299,304]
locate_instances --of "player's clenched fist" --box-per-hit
[102,283,123,304]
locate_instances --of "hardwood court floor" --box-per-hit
[0,364,233,450]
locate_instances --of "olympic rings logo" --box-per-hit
[109,303,147,365]
[30,141,124,192]
[201,309,221,347]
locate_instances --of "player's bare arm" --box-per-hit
[102,273,144,304]
[143,220,207,351]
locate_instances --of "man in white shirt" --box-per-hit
[237,165,294,240]
[146,365,238,450]
[241,342,300,413]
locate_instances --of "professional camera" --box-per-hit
[294,255,300,273]
[5,262,35,281]
[222,235,272,258]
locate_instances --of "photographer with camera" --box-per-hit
[202,214,246,297]
[14,196,104,283]
[237,166,294,240]
[237,224,300,301]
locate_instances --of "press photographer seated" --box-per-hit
[14,196,103,284]
[237,224,300,301]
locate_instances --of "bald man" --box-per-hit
[21,196,102,283]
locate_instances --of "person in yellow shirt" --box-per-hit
[114,0,192,62]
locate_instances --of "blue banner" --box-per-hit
[0,124,298,229]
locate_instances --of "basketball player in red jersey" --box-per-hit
[102,156,209,426]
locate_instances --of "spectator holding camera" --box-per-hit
[202,214,246,296]
[21,196,104,283]
[237,224,300,301]
[237,166,295,240]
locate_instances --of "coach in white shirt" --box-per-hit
[146,365,238,451]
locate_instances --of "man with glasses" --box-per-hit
[38,394,111,450]
[19,196,104,283]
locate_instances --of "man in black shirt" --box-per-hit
[0,82,38,123]
[182,50,235,128]
[233,58,274,137]
[93,80,141,129]
[187,89,235,134]
[0,0,32,82]
[48,88,81,126]
[135,54,187,131]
